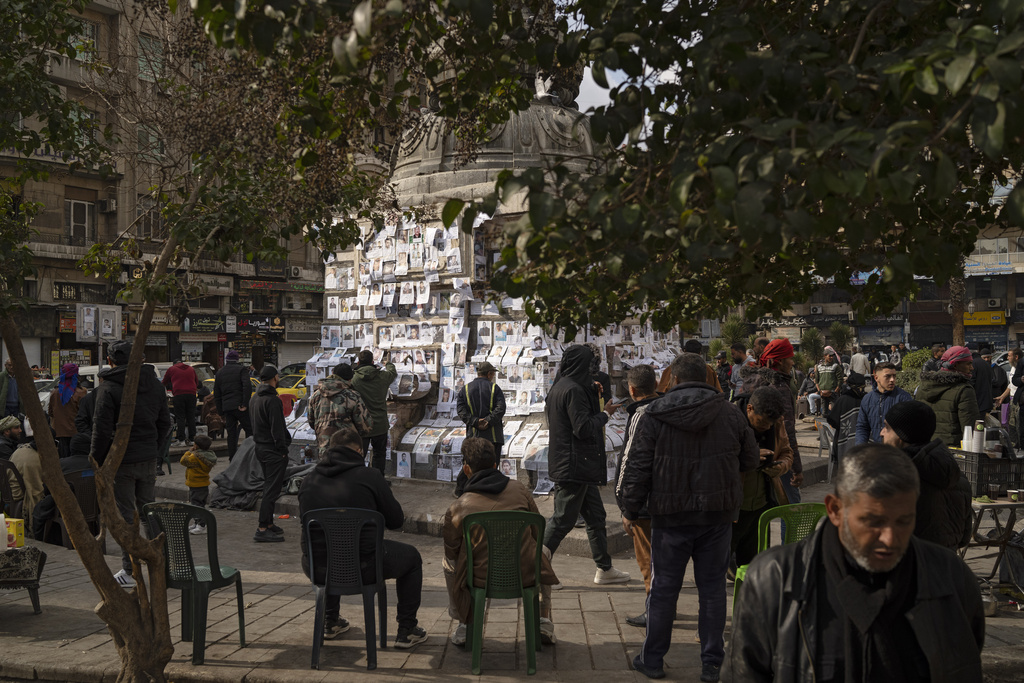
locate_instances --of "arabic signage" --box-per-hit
[760,313,904,327]
[965,259,1014,276]
[964,311,1006,326]
[130,309,179,332]
[179,332,219,342]
[239,279,325,293]
[286,317,321,342]
[193,274,234,295]
[182,315,225,333]
[235,316,286,334]
[255,259,287,279]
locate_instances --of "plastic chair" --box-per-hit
[463,510,545,676]
[816,419,835,460]
[143,502,245,665]
[0,459,27,520]
[302,508,387,671]
[829,408,860,483]
[733,503,827,616]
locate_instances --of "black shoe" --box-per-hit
[253,529,284,543]
[394,626,428,649]
[700,663,721,682]
[324,618,351,640]
[156,469,165,476]
[267,524,284,535]
[632,654,665,679]
[625,613,647,628]
[574,514,586,528]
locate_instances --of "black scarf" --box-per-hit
[820,522,928,682]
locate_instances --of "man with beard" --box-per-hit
[727,444,984,682]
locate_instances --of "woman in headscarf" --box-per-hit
[48,363,88,458]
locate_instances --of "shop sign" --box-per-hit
[180,332,219,342]
[126,333,168,346]
[193,274,234,295]
[226,315,237,334]
[182,315,225,333]
[255,259,286,279]
[239,279,325,293]
[286,317,321,341]
[964,311,1006,326]
[858,325,904,346]
[59,315,76,333]
[269,316,285,333]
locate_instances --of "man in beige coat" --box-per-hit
[443,437,558,646]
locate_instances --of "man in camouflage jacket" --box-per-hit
[308,364,373,454]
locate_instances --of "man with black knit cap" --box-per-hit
[250,364,290,543]
[880,401,972,551]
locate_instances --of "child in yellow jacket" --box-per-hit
[180,433,217,534]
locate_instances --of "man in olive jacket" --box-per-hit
[351,350,398,475]
[542,344,629,585]
[727,444,984,683]
[917,345,981,448]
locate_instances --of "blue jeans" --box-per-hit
[779,471,802,504]
[807,393,821,414]
[639,522,732,669]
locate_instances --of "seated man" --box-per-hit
[297,428,427,648]
[727,443,984,682]
[32,433,94,542]
[8,440,45,529]
[442,437,558,646]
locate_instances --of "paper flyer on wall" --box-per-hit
[533,470,554,495]
[498,457,518,478]
[395,452,411,478]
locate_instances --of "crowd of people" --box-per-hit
[0,332,997,679]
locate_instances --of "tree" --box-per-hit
[720,315,750,348]
[828,322,855,357]
[801,328,825,365]
[441,0,1024,335]
[1,1,398,680]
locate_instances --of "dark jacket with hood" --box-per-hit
[903,439,972,550]
[351,362,397,437]
[827,384,864,431]
[75,389,98,436]
[456,376,507,444]
[91,364,172,466]
[213,360,252,413]
[546,345,609,485]
[615,394,659,518]
[726,524,985,683]
[972,354,994,413]
[250,382,292,457]
[298,444,405,582]
[917,370,981,448]
[741,364,803,474]
[617,381,759,527]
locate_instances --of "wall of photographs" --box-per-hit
[296,220,683,493]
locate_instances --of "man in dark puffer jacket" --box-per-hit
[91,341,172,588]
[543,344,630,585]
[917,345,981,448]
[618,353,759,682]
[881,401,972,550]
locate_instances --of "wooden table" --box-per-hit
[961,500,1024,582]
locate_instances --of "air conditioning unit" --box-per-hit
[988,298,1003,309]
[1015,298,1024,311]
[810,306,824,315]
[289,266,302,278]
[97,199,117,214]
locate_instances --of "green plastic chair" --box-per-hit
[463,510,545,676]
[144,502,245,665]
[733,503,827,615]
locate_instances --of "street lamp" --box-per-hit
[968,299,976,315]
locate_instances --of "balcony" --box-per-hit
[965,251,1024,276]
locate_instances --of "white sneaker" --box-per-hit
[113,569,136,588]
[539,617,556,645]
[594,567,630,585]
[450,622,467,646]
[189,524,207,535]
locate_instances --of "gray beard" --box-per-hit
[840,516,905,574]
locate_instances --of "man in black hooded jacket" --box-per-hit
[880,400,972,550]
[91,340,172,588]
[250,365,291,543]
[298,429,427,648]
[542,344,630,586]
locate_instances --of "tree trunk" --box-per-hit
[950,270,966,346]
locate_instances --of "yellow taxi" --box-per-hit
[276,374,309,400]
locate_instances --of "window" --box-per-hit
[69,108,97,149]
[138,33,163,82]
[72,21,98,62]
[64,199,95,245]
[137,124,163,161]
[973,238,1008,255]
[53,282,80,301]
[136,195,165,240]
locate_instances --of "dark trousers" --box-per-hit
[56,437,72,459]
[172,394,197,442]
[257,452,288,529]
[362,433,388,475]
[189,486,209,527]
[325,539,423,630]
[543,481,611,570]
[640,522,732,669]
[224,408,252,460]
[114,460,157,573]
[454,443,502,496]
[731,504,772,568]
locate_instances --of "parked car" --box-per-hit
[276,374,309,400]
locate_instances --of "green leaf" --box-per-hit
[441,198,464,228]
[470,0,492,28]
[944,52,975,95]
[1005,183,1024,227]
[669,172,695,211]
[914,65,939,95]
[932,152,956,198]
[529,192,554,228]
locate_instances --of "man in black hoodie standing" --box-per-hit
[250,365,290,543]
[214,349,253,461]
[618,353,759,682]
[298,429,427,648]
[91,341,172,588]
[542,344,630,586]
